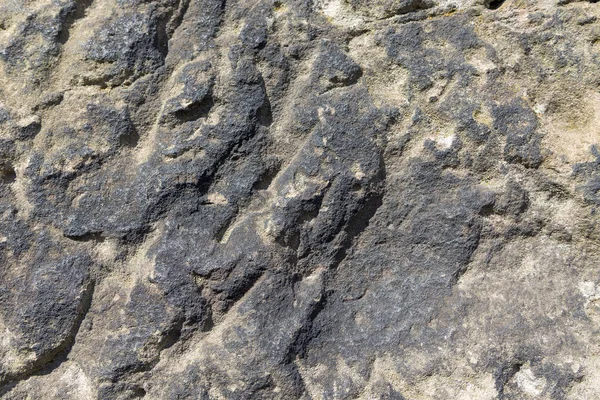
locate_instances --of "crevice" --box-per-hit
[335,194,383,267]
[245,376,275,399]
[478,203,495,217]
[332,168,386,269]
[485,0,505,10]
[451,261,472,285]
[106,310,204,390]
[330,68,363,88]
[277,193,326,256]
[41,279,96,371]
[214,211,237,243]
[169,0,192,37]
[197,270,266,328]
[156,12,172,60]
[34,92,65,112]
[282,281,329,396]
[321,68,364,95]
[131,387,147,398]
[257,94,273,127]
[253,162,282,191]
[155,0,192,60]
[342,288,367,302]
[0,164,16,184]
[201,307,215,332]
[172,95,215,123]
[156,318,184,352]
[106,318,185,381]
[221,269,264,309]
[118,224,156,248]
[208,135,277,243]
[58,0,94,45]
[453,208,489,286]
[373,0,434,20]
[64,232,105,243]
[392,0,434,15]
[139,178,214,234]
[120,125,140,148]
[495,361,524,398]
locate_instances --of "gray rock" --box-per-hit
[1,0,600,398]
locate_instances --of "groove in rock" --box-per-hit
[58,0,94,45]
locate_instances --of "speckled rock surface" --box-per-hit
[1,0,600,398]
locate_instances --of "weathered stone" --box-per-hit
[2,0,600,399]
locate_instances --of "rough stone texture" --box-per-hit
[1,0,600,398]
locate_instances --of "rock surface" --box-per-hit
[1,0,600,398]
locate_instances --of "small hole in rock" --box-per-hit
[486,0,505,9]
[131,387,146,398]
[119,125,140,148]
[64,232,105,243]
[1,165,16,184]
[253,163,281,191]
